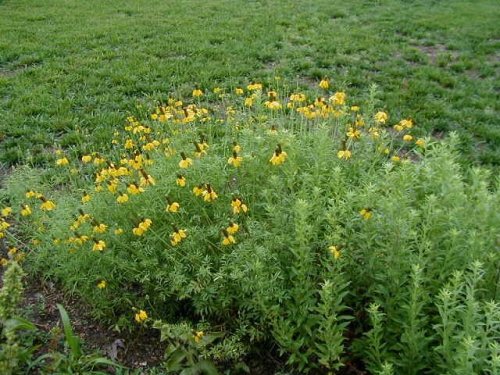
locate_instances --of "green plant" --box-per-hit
[153,321,221,374]
[1,81,498,373]
[31,304,120,374]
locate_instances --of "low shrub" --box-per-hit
[1,82,498,373]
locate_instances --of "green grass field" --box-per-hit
[0,0,499,166]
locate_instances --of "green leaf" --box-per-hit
[56,303,82,358]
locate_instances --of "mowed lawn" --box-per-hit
[0,0,498,166]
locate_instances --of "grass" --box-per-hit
[0,0,498,167]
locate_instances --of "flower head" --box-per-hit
[360,208,373,220]
[319,79,330,90]
[170,228,187,246]
[40,197,56,211]
[329,91,346,106]
[222,229,236,246]
[1,207,12,217]
[117,193,129,204]
[20,205,32,217]
[228,152,243,167]
[127,183,145,195]
[270,144,287,165]
[202,184,218,202]
[374,111,388,124]
[166,201,180,213]
[192,89,203,98]
[337,150,352,160]
[226,222,239,235]
[56,157,69,166]
[81,155,92,163]
[193,331,204,343]
[92,240,106,252]
[231,197,248,214]
[329,245,341,259]
[415,138,426,148]
[97,280,107,289]
[403,134,413,142]
[134,309,148,323]
[193,185,204,197]
[81,193,91,203]
[176,175,186,187]
[179,152,193,169]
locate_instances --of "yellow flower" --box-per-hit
[400,119,413,129]
[1,207,12,217]
[139,171,156,186]
[179,152,193,169]
[235,87,244,95]
[134,309,148,323]
[20,205,32,216]
[202,184,218,202]
[360,208,373,220]
[56,157,69,166]
[127,183,145,195]
[244,96,255,107]
[415,138,426,148]
[92,240,106,252]
[166,202,180,213]
[319,79,330,90]
[193,331,204,343]
[232,142,241,153]
[40,199,56,211]
[403,134,413,142]
[264,100,282,110]
[247,82,263,91]
[107,180,119,193]
[133,218,152,236]
[93,223,107,234]
[170,228,187,246]
[97,280,107,289]
[192,89,203,97]
[290,93,306,102]
[337,150,352,160]
[269,144,287,165]
[114,228,124,235]
[132,227,145,236]
[391,155,401,163]
[222,230,236,246]
[117,193,129,204]
[124,139,135,149]
[81,155,92,163]
[213,87,222,94]
[393,124,404,132]
[329,91,346,106]
[226,222,239,235]
[346,127,361,140]
[176,175,186,187]
[193,185,204,197]
[329,246,341,259]
[351,105,360,112]
[374,111,388,124]
[81,193,91,203]
[26,190,40,199]
[231,198,248,214]
[228,152,243,167]
[8,247,17,256]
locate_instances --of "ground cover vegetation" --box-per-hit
[0,0,499,373]
[1,81,499,373]
[0,0,499,167]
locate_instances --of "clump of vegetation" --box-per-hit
[1,82,498,373]
[0,262,120,374]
